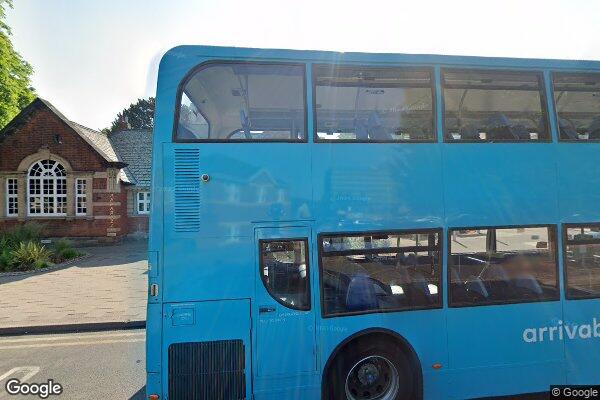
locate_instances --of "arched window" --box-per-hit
[28,160,67,216]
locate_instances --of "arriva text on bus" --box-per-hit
[523,318,600,343]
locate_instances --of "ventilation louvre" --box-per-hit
[168,340,246,400]
[174,148,201,232]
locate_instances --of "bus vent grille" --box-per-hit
[168,340,246,400]
[174,148,201,232]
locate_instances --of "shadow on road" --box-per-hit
[129,386,146,400]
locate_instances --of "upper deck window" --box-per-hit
[175,63,306,141]
[443,70,549,142]
[314,65,435,142]
[553,73,600,141]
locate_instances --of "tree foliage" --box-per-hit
[0,0,36,131]
[107,97,155,133]
[0,0,12,35]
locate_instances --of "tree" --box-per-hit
[0,0,36,131]
[107,97,155,133]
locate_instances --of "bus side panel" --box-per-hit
[313,144,447,398]
[161,300,252,400]
[557,144,600,223]
[146,302,162,398]
[562,299,600,384]
[162,142,313,239]
[443,144,564,398]
[558,144,600,384]
[312,144,444,231]
[446,303,565,398]
[318,310,448,400]
[443,144,559,226]
[162,236,253,302]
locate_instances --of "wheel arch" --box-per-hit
[321,327,423,400]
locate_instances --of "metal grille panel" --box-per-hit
[173,148,201,232]
[168,340,246,400]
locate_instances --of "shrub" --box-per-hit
[0,249,13,272]
[0,235,12,252]
[0,222,45,250]
[52,239,82,263]
[10,241,52,271]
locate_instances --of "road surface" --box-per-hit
[0,330,145,399]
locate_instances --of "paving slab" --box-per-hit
[0,239,148,332]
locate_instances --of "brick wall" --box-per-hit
[127,215,149,235]
[0,218,119,238]
[125,188,149,236]
[0,107,106,172]
[0,104,134,240]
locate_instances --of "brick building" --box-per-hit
[0,98,152,240]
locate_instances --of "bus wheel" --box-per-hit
[330,341,414,400]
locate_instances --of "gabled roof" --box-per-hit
[69,121,120,164]
[0,98,125,167]
[108,129,153,187]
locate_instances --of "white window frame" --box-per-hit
[6,178,18,217]
[27,160,67,217]
[137,191,150,214]
[75,178,87,216]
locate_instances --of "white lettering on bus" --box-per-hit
[522,318,600,343]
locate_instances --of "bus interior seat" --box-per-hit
[346,273,379,311]
[465,275,490,299]
[559,117,579,139]
[513,273,543,296]
[481,263,510,283]
[588,116,600,139]
[408,271,435,302]
[455,125,479,140]
[450,268,462,283]
[367,112,389,140]
[486,113,519,140]
[354,118,369,140]
[511,124,531,140]
[239,110,252,139]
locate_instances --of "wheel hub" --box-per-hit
[344,355,400,400]
[357,363,379,386]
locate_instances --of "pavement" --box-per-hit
[0,329,146,399]
[0,239,148,332]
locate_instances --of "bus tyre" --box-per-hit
[329,341,415,400]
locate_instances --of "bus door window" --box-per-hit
[259,239,310,310]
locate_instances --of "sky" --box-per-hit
[7,0,600,130]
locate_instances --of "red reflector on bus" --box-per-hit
[432,363,442,370]
[148,395,159,400]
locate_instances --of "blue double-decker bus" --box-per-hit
[146,46,600,400]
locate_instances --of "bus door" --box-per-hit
[253,226,317,380]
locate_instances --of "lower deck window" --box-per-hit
[320,230,442,317]
[565,225,600,299]
[449,226,559,307]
